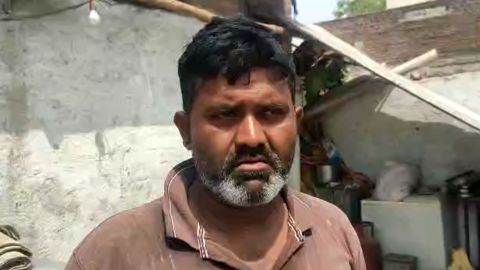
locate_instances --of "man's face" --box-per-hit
[175,68,302,207]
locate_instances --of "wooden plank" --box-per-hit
[182,0,240,16]
[292,21,480,131]
[305,49,440,119]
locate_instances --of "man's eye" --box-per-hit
[260,107,287,120]
[265,108,285,116]
[213,110,238,120]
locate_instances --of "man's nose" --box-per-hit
[234,115,267,148]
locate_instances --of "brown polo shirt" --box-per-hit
[65,159,366,270]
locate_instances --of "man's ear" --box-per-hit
[294,106,304,134]
[174,111,192,150]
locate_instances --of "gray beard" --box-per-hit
[193,143,294,207]
[197,168,289,207]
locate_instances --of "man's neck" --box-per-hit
[188,180,288,262]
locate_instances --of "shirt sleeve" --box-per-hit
[349,232,367,270]
[343,219,367,270]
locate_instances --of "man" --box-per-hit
[65,16,366,270]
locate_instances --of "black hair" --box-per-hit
[178,15,296,113]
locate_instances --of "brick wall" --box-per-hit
[387,0,435,9]
[319,0,480,65]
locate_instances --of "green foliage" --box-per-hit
[334,0,386,18]
[303,55,347,107]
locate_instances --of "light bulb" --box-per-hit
[88,9,101,25]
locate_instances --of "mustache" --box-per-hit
[222,145,284,175]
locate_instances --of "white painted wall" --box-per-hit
[362,195,448,270]
[0,1,199,266]
[321,71,480,187]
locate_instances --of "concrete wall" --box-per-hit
[320,70,480,187]
[0,1,200,266]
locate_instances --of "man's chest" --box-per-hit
[117,239,352,270]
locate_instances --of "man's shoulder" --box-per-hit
[67,198,166,269]
[289,190,352,226]
[83,198,164,240]
[290,190,364,261]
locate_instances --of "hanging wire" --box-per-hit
[0,0,116,21]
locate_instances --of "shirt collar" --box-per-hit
[162,159,314,254]
[162,159,199,249]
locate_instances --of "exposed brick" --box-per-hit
[319,0,480,65]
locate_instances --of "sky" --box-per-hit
[295,0,337,23]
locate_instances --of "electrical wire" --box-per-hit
[0,0,115,21]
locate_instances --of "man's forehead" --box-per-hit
[198,68,291,95]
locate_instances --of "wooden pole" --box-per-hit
[392,49,438,74]
[136,0,215,23]
[136,0,285,34]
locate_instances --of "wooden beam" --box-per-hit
[305,49,440,120]
[292,21,480,131]
[137,0,215,23]
[136,0,285,34]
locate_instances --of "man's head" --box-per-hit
[174,16,302,208]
